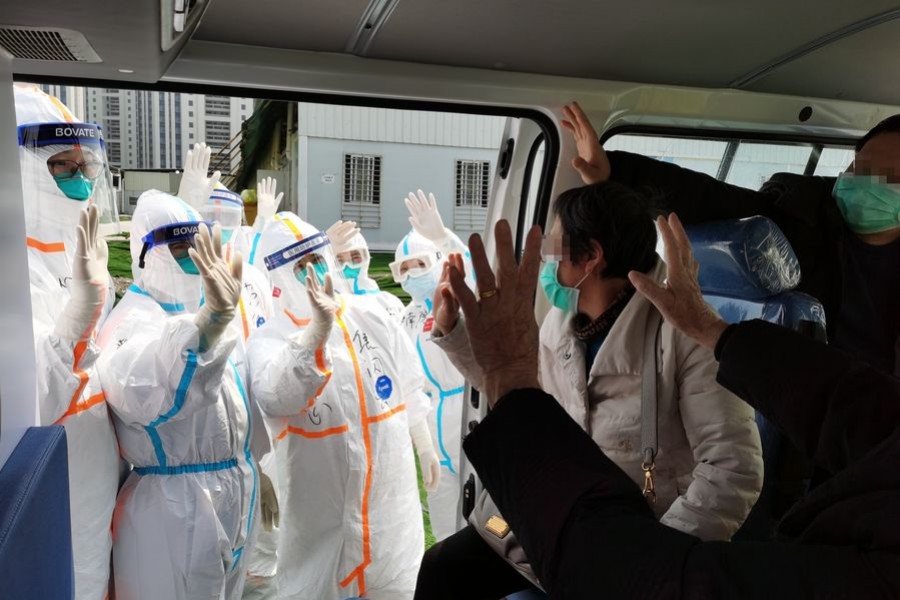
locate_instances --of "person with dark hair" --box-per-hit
[435,216,900,600]
[413,182,763,600]
[563,103,900,378]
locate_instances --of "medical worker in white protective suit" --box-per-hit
[393,190,475,542]
[328,221,405,320]
[96,190,262,600]
[15,84,120,600]
[247,212,440,600]
[193,181,283,599]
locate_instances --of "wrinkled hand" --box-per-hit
[71,204,109,306]
[177,143,222,209]
[405,189,447,242]
[256,176,284,225]
[561,102,611,184]
[189,224,243,315]
[258,468,279,532]
[325,220,360,254]
[447,220,543,406]
[628,213,727,350]
[431,258,461,336]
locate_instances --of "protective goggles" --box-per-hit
[389,251,440,283]
[138,221,212,268]
[263,231,331,272]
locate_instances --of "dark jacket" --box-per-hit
[463,320,900,599]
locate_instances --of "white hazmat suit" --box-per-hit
[393,195,475,542]
[248,212,436,600]
[15,84,120,600]
[96,190,260,600]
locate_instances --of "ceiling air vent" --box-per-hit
[0,26,101,62]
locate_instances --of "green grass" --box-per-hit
[107,241,133,279]
[106,242,436,547]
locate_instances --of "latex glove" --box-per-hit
[325,220,360,255]
[405,189,449,243]
[177,142,222,210]
[55,204,109,341]
[190,224,243,352]
[253,176,284,231]
[258,465,280,532]
[410,420,440,493]
[298,272,339,349]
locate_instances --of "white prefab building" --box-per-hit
[296,103,506,251]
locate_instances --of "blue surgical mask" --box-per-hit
[296,262,328,286]
[221,229,234,244]
[402,271,439,305]
[539,261,589,312]
[53,173,94,201]
[342,264,362,281]
[176,254,200,275]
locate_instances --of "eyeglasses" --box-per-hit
[47,158,104,180]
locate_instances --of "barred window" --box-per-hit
[455,159,490,207]
[343,154,381,204]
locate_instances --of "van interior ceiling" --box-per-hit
[1,1,899,108]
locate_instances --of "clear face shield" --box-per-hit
[201,189,245,259]
[335,247,370,280]
[17,122,119,238]
[263,229,351,315]
[133,219,212,313]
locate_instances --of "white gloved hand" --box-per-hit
[409,420,440,493]
[189,224,243,352]
[325,220,360,255]
[55,204,109,341]
[405,189,448,243]
[177,142,222,210]
[298,272,339,349]
[258,464,280,532]
[253,177,284,231]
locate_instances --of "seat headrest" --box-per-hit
[685,216,801,300]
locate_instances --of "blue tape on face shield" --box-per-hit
[138,221,213,269]
[53,173,94,200]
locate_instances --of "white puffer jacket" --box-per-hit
[434,260,764,541]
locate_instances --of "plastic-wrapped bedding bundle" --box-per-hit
[686,216,801,299]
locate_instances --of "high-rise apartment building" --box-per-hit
[40,86,254,171]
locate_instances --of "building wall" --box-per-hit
[301,137,499,251]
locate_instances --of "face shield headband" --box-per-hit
[263,231,332,273]
[139,221,213,269]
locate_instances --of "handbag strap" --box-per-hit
[640,306,663,501]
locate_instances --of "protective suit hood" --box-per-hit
[258,211,348,318]
[130,190,205,313]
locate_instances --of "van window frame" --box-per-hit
[601,124,856,182]
[17,74,560,249]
